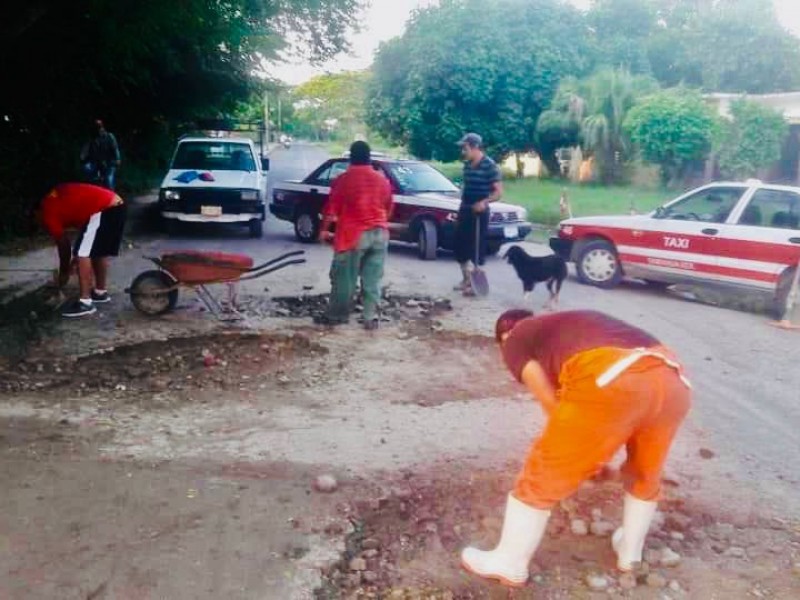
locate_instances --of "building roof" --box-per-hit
[704,91,800,124]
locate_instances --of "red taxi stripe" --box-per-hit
[619,252,780,284]
[574,225,799,266]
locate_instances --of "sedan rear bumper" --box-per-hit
[549,237,574,261]
[438,222,532,250]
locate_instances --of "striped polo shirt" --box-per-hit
[461,155,501,207]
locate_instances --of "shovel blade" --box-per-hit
[470,268,490,296]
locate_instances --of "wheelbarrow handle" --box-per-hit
[249,250,306,272]
[239,258,306,281]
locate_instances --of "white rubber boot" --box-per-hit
[461,494,550,587]
[612,493,658,571]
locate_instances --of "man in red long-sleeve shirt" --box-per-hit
[316,141,393,329]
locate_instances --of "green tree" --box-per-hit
[647,0,800,92]
[366,0,590,163]
[716,99,788,180]
[293,72,370,141]
[1,0,363,236]
[624,89,718,185]
[535,89,585,177]
[587,0,657,75]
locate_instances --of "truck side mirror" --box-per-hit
[261,157,270,172]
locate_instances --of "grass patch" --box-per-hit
[429,161,673,227]
[503,178,673,226]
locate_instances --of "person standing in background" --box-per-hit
[81,119,121,190]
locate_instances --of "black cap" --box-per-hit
[457,132,483,148]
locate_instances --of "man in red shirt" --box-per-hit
[461,309,691,587]
[37,183,127,317]
[316,141,393,329]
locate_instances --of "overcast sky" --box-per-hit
[269,0,800,85]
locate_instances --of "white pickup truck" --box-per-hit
[158,136,270,237]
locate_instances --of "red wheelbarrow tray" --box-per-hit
[156,251,255,284]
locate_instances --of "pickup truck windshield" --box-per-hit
[172,142,256,171]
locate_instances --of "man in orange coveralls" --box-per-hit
[461,309,692,587]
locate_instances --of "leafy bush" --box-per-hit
[624,89,718,185]
[716,100,788,180]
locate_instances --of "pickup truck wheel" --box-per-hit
[294,211,319,244]
[162,217,180,236]
[248,219,263,238]
[417,219,438,261]
[576,239,622,289]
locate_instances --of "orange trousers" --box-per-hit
[513,347,691,509]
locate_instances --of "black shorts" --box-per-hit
[74,204,127,258]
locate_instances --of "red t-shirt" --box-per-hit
[323,165,393,253]
[40,183,117,240]
[502,311,660,386]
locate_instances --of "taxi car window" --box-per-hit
[657,187,745,223]
[310,161,348,186]
[388,162,459,193]
[737,189,800,230]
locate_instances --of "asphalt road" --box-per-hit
[2,142,799,598]
[132,142,800,519]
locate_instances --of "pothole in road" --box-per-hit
[0,331,326,404]
[0,283,63,360]
[317,467,800,599]
[239,292,454,324]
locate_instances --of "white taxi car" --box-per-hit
[550,180,800,315]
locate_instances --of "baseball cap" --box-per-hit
[457,132,483,148]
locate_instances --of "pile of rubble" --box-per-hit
[239,291,453,324]
[0,332,324,400]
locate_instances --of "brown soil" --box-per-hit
[0,331,326,408]
[318,466,800,599]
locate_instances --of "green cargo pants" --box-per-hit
[326,228,388,322]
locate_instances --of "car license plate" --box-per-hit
[503,225,519,239]
[201,205,222,217]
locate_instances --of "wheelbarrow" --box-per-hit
[126,249,306,319]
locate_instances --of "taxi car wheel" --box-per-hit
[417,219,438,261]
[772,267,797,319]
[576,239,622,289]
[294,211,319,244]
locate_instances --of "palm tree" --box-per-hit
[577,68,657,184]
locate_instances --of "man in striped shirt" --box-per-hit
[454,133,503,295]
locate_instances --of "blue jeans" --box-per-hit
[82,163,117,190]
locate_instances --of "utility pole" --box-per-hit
[263,90,270,146]
[277,95,282,135]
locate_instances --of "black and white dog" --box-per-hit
[504,245,568,309]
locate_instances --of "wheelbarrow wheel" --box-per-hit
[129,270,179,316]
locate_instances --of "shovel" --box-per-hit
[469,215,489,296]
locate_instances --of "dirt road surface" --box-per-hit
[1,144,798,599]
